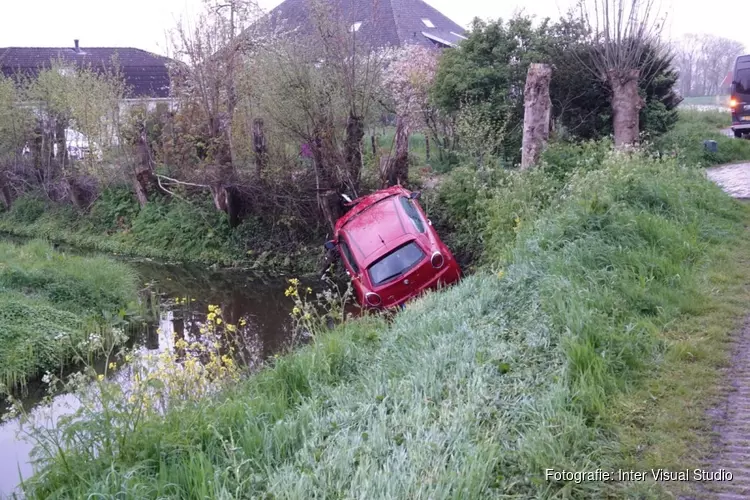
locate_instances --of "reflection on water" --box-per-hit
[0,259,310,498]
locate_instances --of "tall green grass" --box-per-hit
[21,152,748,498]
[653,108,750,166]
[0,190,320,273]
[0,240,140,392]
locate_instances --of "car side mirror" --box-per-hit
[409,191,422,200]
[324,240,336,250]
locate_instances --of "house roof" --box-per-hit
[0,45,174,98]
[258,0,467,49]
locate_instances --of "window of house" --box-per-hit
[421,18,435,28]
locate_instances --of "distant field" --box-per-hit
[681,95,730,107]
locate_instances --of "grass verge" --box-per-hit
[0,240,140,393]
[607,211,750,498]
[0,189,321,273]
[20,151,750,499]
[653,108,750,167]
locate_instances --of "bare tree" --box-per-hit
[169,0,264,218]
[577,0,666,147]
[673,34,744,96]
[248,0,386,230]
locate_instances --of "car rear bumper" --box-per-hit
[382,263,462,309]
[733,123,750,131]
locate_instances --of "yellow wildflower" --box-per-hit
[307,287,313,293]
[216,318,223,325]
[208,305,217,312]
[108,362,117,370]
[289,278,300,286]
[97,374,105,381]
[226,324,237,332]
[304,313,312,320]
[292,306,301,316]
[497,269,505,280]
[207,312,216,322]
[239,318,247,326]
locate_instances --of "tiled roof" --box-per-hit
[256,0,466,49]
[0,46,174,98]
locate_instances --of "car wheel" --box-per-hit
[734,129,743,139]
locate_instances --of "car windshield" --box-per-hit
[399,196,425,233]
[736,69,750,94]
[368,241,425,286]
[339,239,359,273]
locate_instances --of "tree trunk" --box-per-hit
[0,172,11,210]
[133,172,150,207]
[310,125,344,232]
[226,186,241,228]
[212,185,228,212]
[381,116,410,188]
[67,177,86,210]
[371,135,377,157]
[319,189,343,233]
[252,118,267,179]
[609,69,645,149]
[344,113,364,194]
[54,118,68,169]
[425,135,430,162]
[521,63,553,170]
[132,129,156,207]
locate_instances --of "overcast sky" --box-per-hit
[0,0,747,56]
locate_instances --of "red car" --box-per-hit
[325,186,462,309]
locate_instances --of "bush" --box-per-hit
[6,195,47,224]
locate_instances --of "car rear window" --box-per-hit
[368,241,425,286]
[737,69,750,94]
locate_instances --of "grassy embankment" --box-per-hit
[0,190,321,273]
[0,240,140,394]
[653,108,750,166]
[21,133,750,498]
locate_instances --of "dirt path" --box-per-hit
[697,166,750,499]
[701,317,750,499]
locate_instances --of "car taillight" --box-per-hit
[431,251,444,269]
[365,292,382,307]
[730,98,739,108]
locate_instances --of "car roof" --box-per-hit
[341,195,417,265]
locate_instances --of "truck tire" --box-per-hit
[734,129,743,138]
